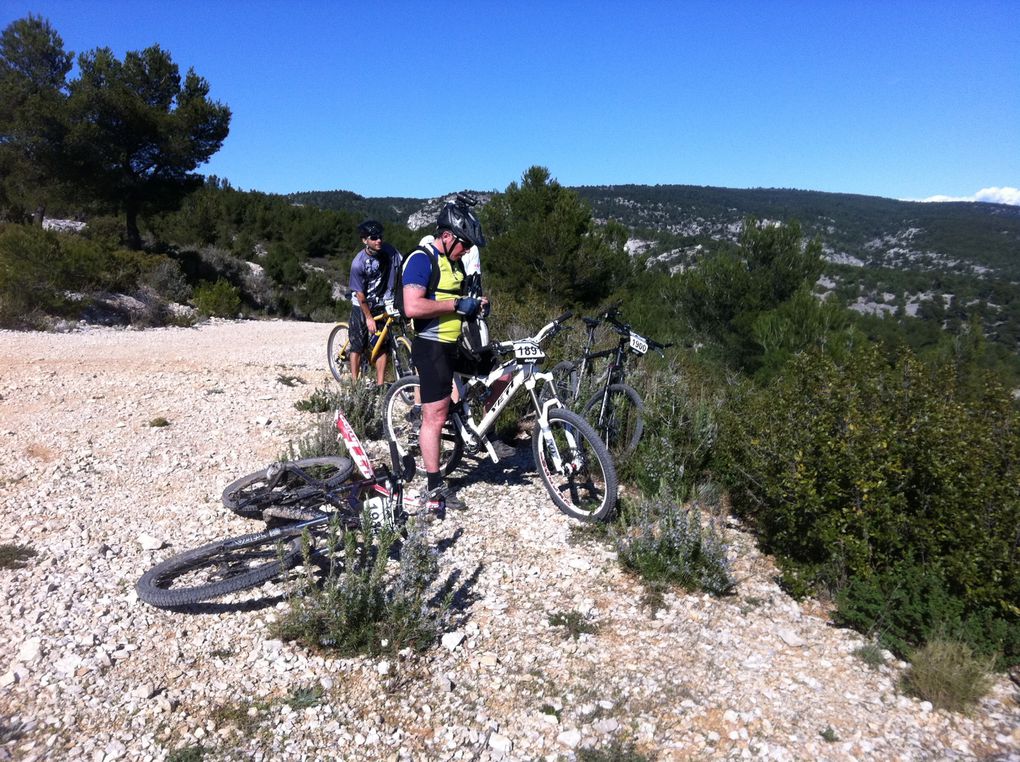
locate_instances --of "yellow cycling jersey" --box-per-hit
[403,245,464,344]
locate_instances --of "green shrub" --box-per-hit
[624,356,724,496]
[577,741,652,762]
[272,516,449,656]
[289,380,382,460]
[294,385,340,413]
[835,563,1019,667]
[0,224,157,325]
[852,642,887,670]
[614,493,735,597]
[902,637,994,712]
[715,342,1020,664]
[0,224,70,323]
[192,278,241,317]
[142,257,192,302]
[548,609,599,639]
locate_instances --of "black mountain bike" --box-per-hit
[136,410,426,609]
[545,305,671,459]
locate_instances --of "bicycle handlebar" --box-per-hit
[492,311,574,355]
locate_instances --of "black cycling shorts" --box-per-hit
[349,305,389,354]
[412,337,471,404]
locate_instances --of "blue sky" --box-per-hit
[3,1,1018,203]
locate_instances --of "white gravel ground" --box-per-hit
[1,319,1018,761]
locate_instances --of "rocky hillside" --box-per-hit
[1,320,1017,761]
[571,185,1020,280]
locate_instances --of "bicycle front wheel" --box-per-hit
[532,408,617,522]
[327,322,351,383]
[136,529,305,608]
[582,383,644,459]
[382,376,463,477]
[222,456,354,519]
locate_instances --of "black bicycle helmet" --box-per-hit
[436,202,486,248]
[358,219,384,238]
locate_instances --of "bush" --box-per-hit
[272,516,449,656]
[0,543,38,570]
[142,257,192,303]
[902,637,994,712]
[0,224,68,323]
[294,380,382,439]
[624,356,724,496]
[835,563,1020,668]
[192,278,241,317]
[715,342,1020,664]
[0,224,151,325]
[614,492,735,597]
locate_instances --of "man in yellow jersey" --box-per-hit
[401,201,488,509]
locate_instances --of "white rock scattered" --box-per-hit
[137,533,164,551]
[17,637,42,663]
[556,729,582,749]
[489,732,513,753]
[778,628,807,647]
[441,632,466,651]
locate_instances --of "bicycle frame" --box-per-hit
[366,310,409,366]
[564,320,627,403]
[446,314,578,474]
[450,359,556,458]
[325,408,420,530]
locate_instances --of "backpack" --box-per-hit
[392,248,436,319]
[392,246,464,321]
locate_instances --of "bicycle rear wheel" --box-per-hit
[538,361,578,408]
[381,376,463,477]
[392,336,415,379]
[222,456,353,519]
[327,322,352,383]
[532,408,617,522]
[135,528,305,608]
[582,383,644,459]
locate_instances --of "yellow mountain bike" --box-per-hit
[327,301,415,384]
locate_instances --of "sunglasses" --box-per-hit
[367,234,382,241]
[456,236,472,249]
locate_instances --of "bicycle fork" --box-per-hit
[532,383,584,476]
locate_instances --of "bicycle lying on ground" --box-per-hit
[136,410,427,609]
[545,304,671,459]
[381,312,619,522]
[327,300,414,384]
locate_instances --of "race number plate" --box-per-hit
[514,341,545,361]
[629,333,649,355]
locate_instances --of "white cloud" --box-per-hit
[918,187,1020,205]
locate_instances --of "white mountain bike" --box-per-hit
[381,312,618,522]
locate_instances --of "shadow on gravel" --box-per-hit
[434,561,484,628]
[447,447,535,491]
[152,591,289,615]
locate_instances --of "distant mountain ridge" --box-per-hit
[285,184,1020,281]
[572,185,1020,281]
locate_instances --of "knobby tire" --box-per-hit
[582,383,644,459]
[221,456,354,519]
[327,322,353,383]
[532,407,617,522]
[135,529,305,608]
[381,375,463,477]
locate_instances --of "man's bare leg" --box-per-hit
[419,397,451,474]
